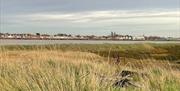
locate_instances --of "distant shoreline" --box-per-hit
[1,38,179,41]
[1,39,180,45]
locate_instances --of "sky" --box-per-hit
[0,0,180,37]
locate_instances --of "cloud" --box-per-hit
[1,9,180,37]
[10,9,179,24]
[2,0,179,14]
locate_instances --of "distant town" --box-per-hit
[0,32,180,41]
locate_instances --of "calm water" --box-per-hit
[0,39,180,45]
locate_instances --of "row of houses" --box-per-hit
[1,32,172,41]
[0,33,73,39]
[0,33,135,40]
[0,33,49,39]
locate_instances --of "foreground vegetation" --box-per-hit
[0,44,180,91]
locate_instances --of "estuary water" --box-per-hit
[0,39,180,45]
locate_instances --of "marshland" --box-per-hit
[0,43,180,91]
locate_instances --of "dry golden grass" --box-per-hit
[0,49,180,91]
[0,50,102,63]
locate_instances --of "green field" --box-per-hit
[0,44,180,91]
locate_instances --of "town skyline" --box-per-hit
[0,30,179,38]
[1,32,180,41]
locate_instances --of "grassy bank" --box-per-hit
[0,44,180,91]
[1,43,180,61]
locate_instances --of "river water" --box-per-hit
[0,39,180,45]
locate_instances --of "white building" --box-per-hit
[133,36,145,40]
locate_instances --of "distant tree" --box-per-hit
[36,33,40,36]
[89,35,95,39]
[76,35,81,38]
[57,33,67,36]
[57,34,62,36]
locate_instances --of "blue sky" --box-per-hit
[0,0,180,37]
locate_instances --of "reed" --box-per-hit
[0,45,180,91]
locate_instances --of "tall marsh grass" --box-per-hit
[0,45,180,91]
